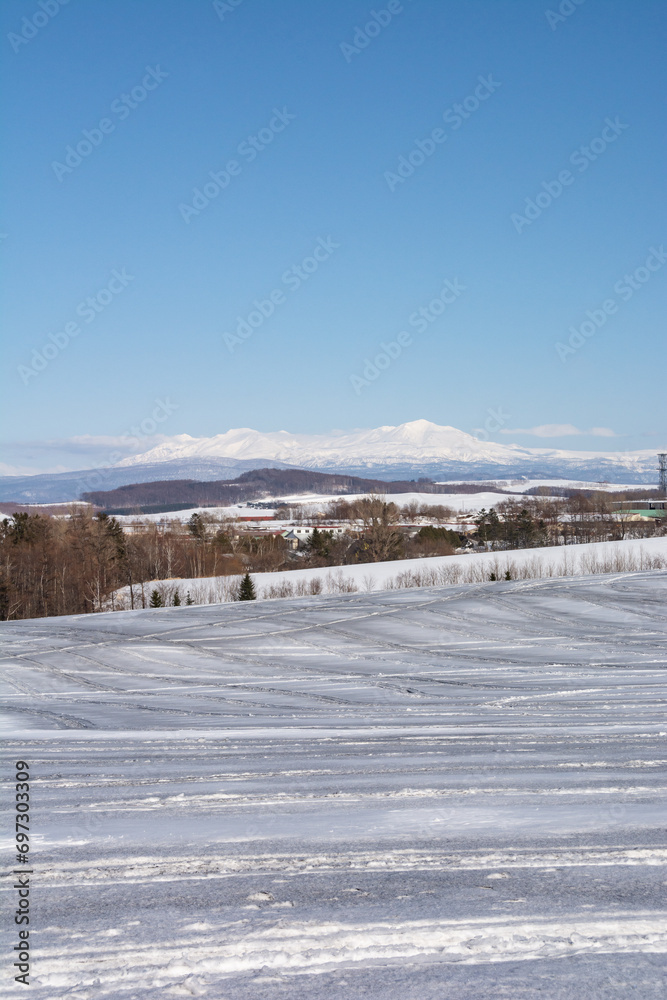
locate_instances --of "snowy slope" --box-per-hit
[2,573,666,997]
[118,419,660,481]
[116,537,667,608]
[459,478,652,493]
[111,489,513,525]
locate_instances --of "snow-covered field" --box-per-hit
[113,480,654,527]
[2,571,667,997]
[443,478,650,494]
[113,490,509,525]
[119,537,667,609]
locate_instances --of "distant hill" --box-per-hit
[0,457,294,504]
[82,467,508,511]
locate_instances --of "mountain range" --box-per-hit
[0,420,660,502]
[117,419,659,482]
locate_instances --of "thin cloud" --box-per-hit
[499,424,617,438]
[3,435,171,454]
[68,434,171,450]
[0,461,69,476]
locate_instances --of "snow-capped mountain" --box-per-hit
[118,419,658,482]
[0,421,660,502]
[117,421,518,467]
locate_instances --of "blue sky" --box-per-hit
[1,0,665,473]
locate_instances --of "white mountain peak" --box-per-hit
[117,419,656,475]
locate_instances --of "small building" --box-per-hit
[281,525,348,550]
[611,500,666,520]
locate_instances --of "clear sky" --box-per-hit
[1,0,665,473]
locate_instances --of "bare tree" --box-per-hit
[353,496,403,562]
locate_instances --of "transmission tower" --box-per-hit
[659,453,667,494]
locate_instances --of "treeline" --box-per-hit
[0,509,285,620]
[475,494,663,548]
[0,500,460,620]
[1,494,663,620]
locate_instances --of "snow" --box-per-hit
[21,501,93,508]
[112,490,544,525]
[422,490,516,512]
[116,419,659,476]
[367,490,512,513]
[110,483,658,529]
[115,505,281,524]
[115,537,667,607]
[443,478,652,494]
[2,569,666,997]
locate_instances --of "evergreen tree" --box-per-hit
[475,508,501,546]
[504,570,512,580]
[185,592,194,605]
[237,572,256,601]
[96,512,127,561]
[0,574,9,620]
[515,508,537,548]
[187,513,206,541]
[149,589,163,608]
[307,528,334,559]
[173,590,181,606]
[416,525,460,547]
